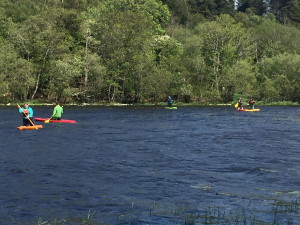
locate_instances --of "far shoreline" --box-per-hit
[1,101,299,107]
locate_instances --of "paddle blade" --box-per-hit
[45,117,52,123]
[234,103,238,108]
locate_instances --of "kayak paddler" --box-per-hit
[51,102,63,120]
[165,96,173,107]
[237,97,243,110]
[18,103,35,126]
[248,98,255,109]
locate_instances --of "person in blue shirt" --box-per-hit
[166,96,173,107]
[18,103,34,126]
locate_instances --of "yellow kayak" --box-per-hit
[237,108,260,112]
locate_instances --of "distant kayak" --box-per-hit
[237,108,260,112]
[35,117,76,123]
[165,107,177,109]
[17,125,43,130]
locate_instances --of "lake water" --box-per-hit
[1,105,300,224]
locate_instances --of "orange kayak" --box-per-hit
[17,125,43,130]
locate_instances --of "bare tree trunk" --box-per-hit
[108,85,111,102]
[84,36,89,87]
[31,73,40,99]
[212,37,222,93]
[213,53,220,92]
[255,41,258,63]
[121,75,126,99]
[31,46,51,99]
[112,86,116,102]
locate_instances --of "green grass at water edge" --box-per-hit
[34,198,300,225]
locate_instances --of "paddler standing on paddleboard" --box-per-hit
[51,102,63,120]
[166,96,173,107]
[18,103,34,126]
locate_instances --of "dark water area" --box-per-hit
[1,105,300,224]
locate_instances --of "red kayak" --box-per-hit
[35,117,76,124]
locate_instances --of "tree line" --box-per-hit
[0,0,299,104]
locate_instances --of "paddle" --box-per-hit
[17,104,36,127]
[234,103,238,108]
[44,117,52,123]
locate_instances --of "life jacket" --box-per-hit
[23,109,29,116]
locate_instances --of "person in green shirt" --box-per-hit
[51,102,63,120]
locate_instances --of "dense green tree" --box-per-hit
[152,35,184,98]
[91,0,171,34]
[7,9,76,101]
[286,0,300,25]
[0,10,14,39]
[47,54,82,101]
[56,9,83,41]
[0,0,299,104]
[83,0,172,102]
[61,0,100,10]
[194,14,254,101]
[170,26,209,102]
[223,59,257,101]
[233,11,265,28]
[162,0,235,26]
[268,0,292,23]
[237,0,267,15]
[257,53,300,102]
[252,18,300,62]
[0,0,41,22]
[140,67,173,102]
[161,0,191,25]
[189,0,235,18]
[77,19,107,102]
[0,41,34,101]
[214,0,235,15]
[85,10,156,102]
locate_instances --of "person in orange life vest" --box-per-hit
[249,98,255,109]
[18,103,34,126]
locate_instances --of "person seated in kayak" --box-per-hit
[248,98,255,109]
[166,96,173,107]
[237,97,243,109]
[18,103,34,126]
[51,102,63,120]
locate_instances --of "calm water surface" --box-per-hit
[0,106,300,224]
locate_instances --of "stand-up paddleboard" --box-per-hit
[165,107,177,109]
[17,125,43,130]
[35,117,76,123]
[237,108,260,112]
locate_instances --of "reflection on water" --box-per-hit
[0,105,300,224]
